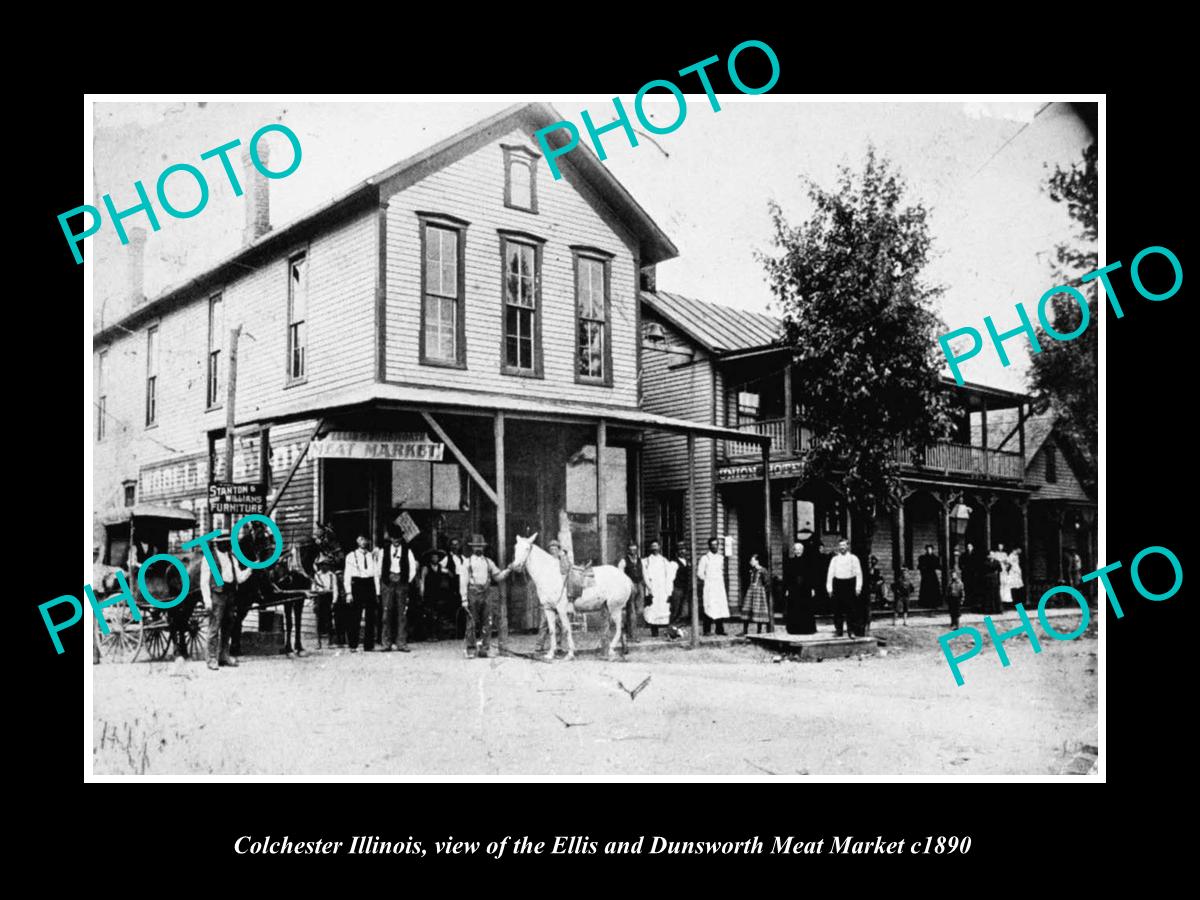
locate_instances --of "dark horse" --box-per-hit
[146,523,297,660]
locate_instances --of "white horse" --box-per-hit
[511,533,632,661]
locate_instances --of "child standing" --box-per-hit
[892,568,913,626]
[740,553,772,635]
[947,567,964,630]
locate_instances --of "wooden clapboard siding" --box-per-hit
[225,210,377,417]
[266,420,318,553]
[871,513,898,580]
[383,129,639,408]
[1026,438,1090,501]
[640,312,718,547]
[93,212,376,532]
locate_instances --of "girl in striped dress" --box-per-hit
[740,553,772,634]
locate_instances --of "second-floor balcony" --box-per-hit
[722,418,1024,482]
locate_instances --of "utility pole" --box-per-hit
[224,325,242,532]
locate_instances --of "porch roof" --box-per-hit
[221,382,770,446]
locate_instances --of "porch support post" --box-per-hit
[783,363,794,455]
[687,433,700,649]
[597,419,608,564]
[762,438,774,632]
[494,412,508,651]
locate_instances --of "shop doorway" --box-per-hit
[323,460,392,552]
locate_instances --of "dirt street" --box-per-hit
[92,614,1097,777]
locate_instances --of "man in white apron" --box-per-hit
[696,537,730,635]
[641,540,672,637]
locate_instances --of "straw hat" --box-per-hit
[468,533,487,549]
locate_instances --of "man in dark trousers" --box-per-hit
[825,537,864,637]
[917,544,943,608]
[668,543,691,640]
[342,534,379,653]
[379,532,418,652]
[199,533,250,671]
[617,542,646,643]
[446,537,468,638]
[462,535,513,659]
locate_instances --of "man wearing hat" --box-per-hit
[379,533,419,652]
[462,534,514,659]
[199,531,252,670]
[310,553,341,649]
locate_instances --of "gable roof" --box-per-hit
[642,289,781,354]
[95,103,678,345]
[995,410,1054,457]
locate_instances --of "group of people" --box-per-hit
[185,519,1032,669]
[314,531,516,659]
[613,535,872,641]
[686,537,1028,639]
[956,542,1025,614]
[617,537,779,640]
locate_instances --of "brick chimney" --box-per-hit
[639,264,657,293]
[242,145,271,244]
[127,226,146,307]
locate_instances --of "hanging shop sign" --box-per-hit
[209,481,267,515]
[311,432,444,462]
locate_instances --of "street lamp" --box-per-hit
[950,502,972,567]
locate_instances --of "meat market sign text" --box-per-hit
[311,432,445,462]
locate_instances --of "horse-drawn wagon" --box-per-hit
[94,505,206,663]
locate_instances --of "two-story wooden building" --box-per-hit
[996,413,1097,600]
[640,290,1047,610]
[92,103,762,636]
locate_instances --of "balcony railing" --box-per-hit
[893,440,1023,481]
[723,418,811,459]
[722,419,1023,481]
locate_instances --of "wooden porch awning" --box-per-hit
[215,382,770,446]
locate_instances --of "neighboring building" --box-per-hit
[93,103,757,634]
[641,290,1042,610]
[998,413,1097,599]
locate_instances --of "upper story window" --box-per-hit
[288,255,308,382]
[573,249,612,385]
[737,391,761,423]
[97,349,108,441]
[500,233,543,377]
[503,145,540,213]
[145,325,159,427]
[419,215,468,367]
[1045,445,1058,483]
[123,479,137,507]
[207,293,223,408]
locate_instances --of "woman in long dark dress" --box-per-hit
[960,542,979,611]
[784,541,817,634]
[917,545,942,608]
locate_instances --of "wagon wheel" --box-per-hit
[142,615,173,661]
[98,603,144,663]
[185,606,208,660]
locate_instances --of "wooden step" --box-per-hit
[745,632,879,660]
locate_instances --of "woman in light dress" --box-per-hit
[1007,547,1024,605]
[991,543,1013,606]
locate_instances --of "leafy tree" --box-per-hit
[761,147,953,559]
[1028,143,1098,461]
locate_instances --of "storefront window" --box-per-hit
[565,443,628,562]
[391,461,462,510]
